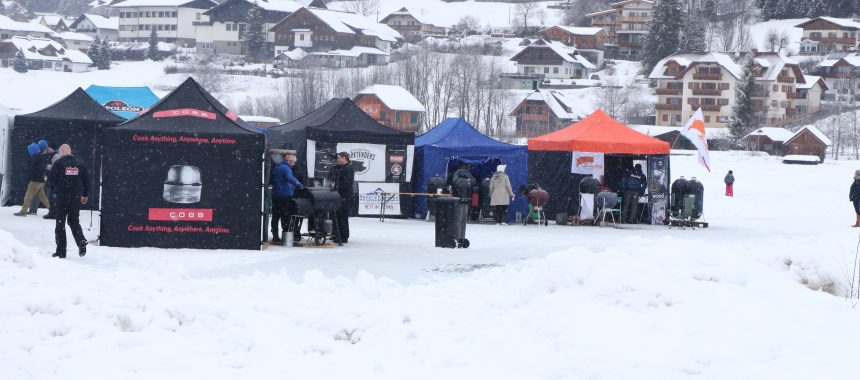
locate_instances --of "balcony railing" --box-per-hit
[619,16,650,23]
[787,92,807,99]
[700,104,722,112]
[590,19,618,26]
[777,75,795,83]
[691,88,721,96]
[655,88,682,95]
[693,72,721,80]
[656,103,681,111]
[811,37,856,45]
[752,91,771,98]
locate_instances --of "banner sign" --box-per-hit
[571,151,605,179]
[647,155,670,225]
[357,182,400,215]
[337,142,386,182]
[308,139,337,181]
[386,146,407,183]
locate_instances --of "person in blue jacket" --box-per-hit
[620,164,646,224]
[271,153,304,244]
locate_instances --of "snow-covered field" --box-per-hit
[3,150,860,379]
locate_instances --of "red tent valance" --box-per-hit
[528,109,670,154]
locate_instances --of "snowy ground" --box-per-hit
[3,150,860,379]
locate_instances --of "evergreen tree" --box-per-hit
[87,36,101,68]
[640,0,683,74]
[147,28,160,61]
[13,48,27,73]
[243,5,266,62]
[678,12,706,52]
[57,0,90,15]
[0,1,6,16]
[728,57,758,145]
[807,0,827,17]
[98,38,111,70]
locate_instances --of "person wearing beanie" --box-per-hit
[724,170,735,197]
[14,140,52,216]
[488,164,514,225]
[850,170,860,227]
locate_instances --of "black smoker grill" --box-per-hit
[293,188,343,246]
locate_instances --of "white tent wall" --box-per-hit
[0,105,15,206]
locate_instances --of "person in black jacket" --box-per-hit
[48,144,89,258]
[15,141,52,216]
[851,170,860,227]
[329,152,355,243]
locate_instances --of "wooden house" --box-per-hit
[354,85,425,132]
[784,125,831,162]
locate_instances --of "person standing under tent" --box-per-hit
[330,152,355,243]
[15,140,52,216]
[270,153,304,245]
[621,164,646,224]
[488,164,514,225]
[850,170,860,227]
[724,170,735,197]
[48,144,89,258]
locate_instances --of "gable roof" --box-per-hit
[7,36,93,65]
[69,14,118,30]
[356,85,425,112]
[272,7,402,42]
[742,127,794,143]
[417,118,523,152]
[819,51,860,67]
[528,109,670,154]
[796,74,828,90]
[0,14,53,34]
[795,17,860,30]
[111,0,217,8]
[23,87,124,122]
[56,31,94,42]
[543,25,605,36]
[380,7,441,28]
[649,51,803,83]
[511,40,596,69]
[786,125,832,146]
[512,90,578,120]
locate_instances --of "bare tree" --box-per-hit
[515,3,541,33]
[451,15,481,36]
[341,0,381,17]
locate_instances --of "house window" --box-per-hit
[662,114,668,122]
[718,116,729,123]
[544,67,549,74]
[300,34,304,41]
[396,112,401,123]
[158,11,164,17]
[410,113,418,124]
[704,115,711,122]
[380,111,386,120]
[553,67,559,74]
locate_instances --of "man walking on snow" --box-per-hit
[48,144,89,258]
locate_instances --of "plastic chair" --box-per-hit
[595,195,621,226]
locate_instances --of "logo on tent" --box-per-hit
[350,148,374,175]
[104,100,144,113]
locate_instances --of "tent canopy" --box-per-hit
[85,85,160,120]
[6,88,124,208]
[413,118,528,220]
[268,98,414,148]
[528,109,670,154]
[100,77,266,250]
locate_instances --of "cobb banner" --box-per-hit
[357,182,400,215]
[647,155,670,225]
[571,151,605,178]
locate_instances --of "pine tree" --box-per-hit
[807,0,827,17]
[678,12,706,52]
[728,57,758,145]
[640,0,683,74]
[243,5,266,62]
[88,36,101,68]
[0,1,6,16]
[13,48,28,73]
[147,28,160,61]
[98,39,111,70]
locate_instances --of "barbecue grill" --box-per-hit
[292,188,343,246]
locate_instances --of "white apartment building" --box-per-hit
[649,51,810,129]
[112,0,216,46]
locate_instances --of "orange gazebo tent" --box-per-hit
[528,109,670,154]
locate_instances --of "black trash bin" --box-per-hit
[434,196,470,248]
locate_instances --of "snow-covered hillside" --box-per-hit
[749,18,806,55]
[2,151,860,379]
[326,0,563,28]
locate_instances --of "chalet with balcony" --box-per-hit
[502,39,596,90]
[539,26,606,68]
[380,7,446,42]
[194,0,309,56]
[585,0,653,60]
[68,14,119,41]
[33,15,73,32]
[510,90,579,137]
[354,84,426,133]
[270,7,401,67]
[649,51,810,129]
[816,51,860,101]
[796,17,860,55]
[0,36,92,72]
[0,14,54,40]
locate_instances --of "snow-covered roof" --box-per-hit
[798,17,860,30]
[303,8,402,42]
[647,52,706,79]
[33,15,70,27]
[6,36,93,65]
[75,14,119,30]
[0,15,54,34]
[357,84,425,112]
[649,52,799,81]
[630,124,732,139]
[382,7,437,27]
[796,74,824,90]
[56,31,94,42]
[239,115,281,123]
[275,47,306,60]
[111,0,212,7]
[551,26,604,36]
[819,51,860,67]
[255,0,303,13]
[743,127,794,142]
[782,154,821,163]
[788,125,832,146]
[696,52,743,78]
[311,46,389,57]
[512,40,595,70]
[518,90,577,120]
[584,8,619,18]
[753,52,800,82]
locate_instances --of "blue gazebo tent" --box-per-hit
[413,118,527,221]
[85,85,160,119]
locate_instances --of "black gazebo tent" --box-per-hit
[100,78,266,250]
[7,88,124,209]
[268,98,415,217]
